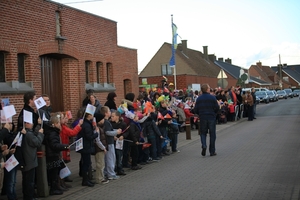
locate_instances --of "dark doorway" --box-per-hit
[40,56,64,112]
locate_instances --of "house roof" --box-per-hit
[214,60,245,79]
[250,65,273,83]
[271,64,300,84]
[249,76,272,85]
[139,42,220,77]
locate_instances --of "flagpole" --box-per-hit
[171,14,177,90]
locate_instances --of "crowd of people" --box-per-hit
[0,83,258,199]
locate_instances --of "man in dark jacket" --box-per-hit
[251,88,257,119]
[194,84,220,157]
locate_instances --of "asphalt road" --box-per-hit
[9,97,300,200]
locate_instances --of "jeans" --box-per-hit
[200,119,216,154]
[5,167,17,200]
[104,144,116,177]
[22,168,35,200]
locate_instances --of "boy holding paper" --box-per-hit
[100,106,122,180]
[21,121,44,200]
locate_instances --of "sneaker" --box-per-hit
[180,122,186,127]
[172,150,180,153]
[101,179,109,184]
[108,175,120,180]
[152,158,160,161]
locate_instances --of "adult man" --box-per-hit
[194,84,220,156]
[251,88,257,119]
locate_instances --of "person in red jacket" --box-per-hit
[60,112,83,182]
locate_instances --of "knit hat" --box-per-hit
[94,113,105,123]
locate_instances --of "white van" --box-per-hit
[243,88,269,92]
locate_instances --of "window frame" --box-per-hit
[0,52,5,82]
[18,53,26,83]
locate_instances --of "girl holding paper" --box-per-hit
[44,113,69,195]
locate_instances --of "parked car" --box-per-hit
[284,88,293,98]
[276,90,288,99]
[271,90,279,101]
[255,96,260,104]
[256,91,270,103]
[292,89,300,97]
[266,91,277,102]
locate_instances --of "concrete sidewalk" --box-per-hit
[7,120,242,200]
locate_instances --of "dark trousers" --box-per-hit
[148,137,158,159]
[130,145,139,167]
[81,153,91,173]
[248,105,254,120]
[200,119,216,154]
[122,141,130,167]
[171,133,178,152]
[22,168,35,200]
[115,149,123,172]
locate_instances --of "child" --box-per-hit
[128,114,142,170]
[142,117,163,161]
[21,121,44,199]
[44,113,70,195]
[101,106,122,180]
[94,113,109,184]
[110,111,128,176]
[60,112,83,182]
[169,110,180,153]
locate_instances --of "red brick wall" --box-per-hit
[0,0,138,121]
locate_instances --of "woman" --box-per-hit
[44,113,69,195]
[245,91,254,121]
[87,94,102,114]
[104,92,117,111]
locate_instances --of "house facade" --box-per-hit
[138,41,237,92]
[0,0,138,120]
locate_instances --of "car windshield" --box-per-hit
[277,91,285,94]
[256,91,265,95]
[294,90,300,92]
[266,91,273,95]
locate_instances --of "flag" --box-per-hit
[34,97,46,110]
[169,22,178,67]
[17,134,23,147]
[157,112,164,120]
[164,113,172,119]
[85,104,96,115]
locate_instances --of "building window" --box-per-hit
[18,54,26,83]
[85,61,91,83]
[0,52,5,82]
[161,64,172,75]
[96,62,103,83]
[106,63,113,84]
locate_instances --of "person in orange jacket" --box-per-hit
[60,112,83,182]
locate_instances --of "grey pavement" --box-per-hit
[6,98,300,200]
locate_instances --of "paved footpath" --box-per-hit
[5,121,238,200]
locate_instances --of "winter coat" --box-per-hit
[143,119,161,139]
[128,121,141,145]
[60,124,81,162]
[77,118,98,154]
[44,124,68,159]
[22,128,44,171]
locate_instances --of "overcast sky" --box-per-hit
[53,0,300,73]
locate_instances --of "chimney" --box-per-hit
[181,40,188,56]
[218,57,224,62]
[203,46,208,60]
[256,61,262,69]
[208,54,216,62]
[225,58,232,64]
[283,63,287,67]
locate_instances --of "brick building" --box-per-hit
[138,41,238,92]
[0,0,138,120]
